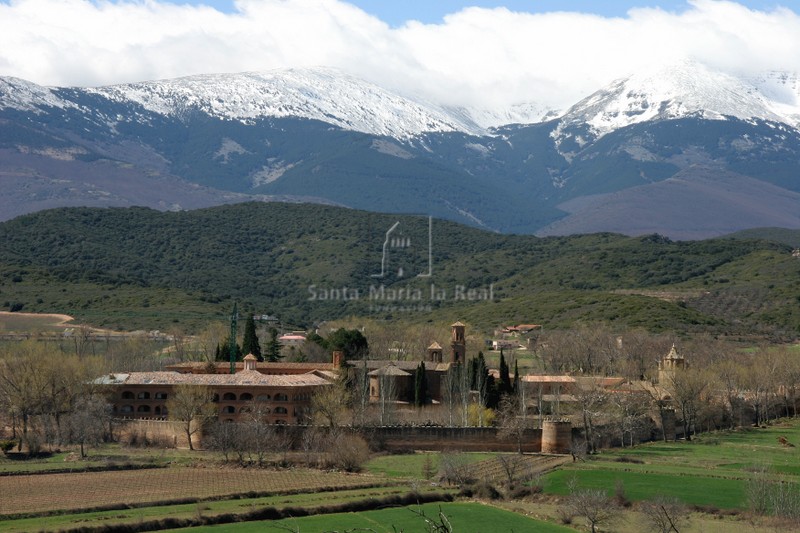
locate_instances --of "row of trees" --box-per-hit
[0,342,112,456]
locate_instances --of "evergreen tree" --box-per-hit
[499,350,512,396]
[241,315,263,362]
[265,328,283,362]
[326,328,369,360]
[414,362,428,407]
[513,359,520,393]
[217,338,242,362]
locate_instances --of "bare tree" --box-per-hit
[167,385,216,450]
[640,495,689,533]
[496,394,529,454]
[65,395,111,458]
[567,487,619,533]
[665,369,709,441]
[311,377,350,429]
[573,378,608,453]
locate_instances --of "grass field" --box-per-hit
[167,502,575,532]
[0,487,447,533]
[543,420,800,510]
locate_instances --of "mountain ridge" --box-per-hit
[1,62,799,237]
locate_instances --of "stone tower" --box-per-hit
[658,344,686,384]
[450,321,466,364]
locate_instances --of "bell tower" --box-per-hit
[450,321,466,364]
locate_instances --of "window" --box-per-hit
[239,393,253,401]
[154,392,168,400]
[222,392,237,401]
[275,419,286,425]
[137,405,151,413]
[239,406,252,413]
[257,394,271,401]
[121,391,135,400]
[137,391,150,400]
[120,405,133,413]
[274,406,288,414]
[274,393,288,402]
[222,406,236,414]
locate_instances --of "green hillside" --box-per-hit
[0,203,797,336]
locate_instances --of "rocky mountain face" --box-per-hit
[1,62,799,238]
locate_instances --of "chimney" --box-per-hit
[332,350,344,368]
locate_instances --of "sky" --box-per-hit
[1,0,799,111]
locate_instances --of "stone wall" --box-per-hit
[115,418,197,449]
[359,426,543,453]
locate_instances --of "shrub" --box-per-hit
[0,440,14,454]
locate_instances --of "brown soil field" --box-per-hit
[0,467,386,515]
[0,311,75,333]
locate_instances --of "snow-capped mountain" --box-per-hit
[552,60,800,151]
[85,67,486,139]
[1,62,800,238]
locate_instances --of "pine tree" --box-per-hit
[241,315,262,362]
[265,328,283,362]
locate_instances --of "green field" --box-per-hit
[543,420,800,510]
[169,502,574,532]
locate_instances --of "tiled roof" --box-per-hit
[117,370,331,387]
[166,361,336,372]
[368,365,412,376]
[521,375,576,383]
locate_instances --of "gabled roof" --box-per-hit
[451,321,466,327]
[427,342,443,350]
[368,364,412,377]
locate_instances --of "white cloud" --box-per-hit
[1,0,798,111]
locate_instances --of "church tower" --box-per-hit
[450,321,466,364]
[658,344,686,384]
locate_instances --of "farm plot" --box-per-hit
[0,467,387,516]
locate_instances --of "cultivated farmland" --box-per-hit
[0,467,387,516]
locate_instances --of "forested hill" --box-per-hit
[0,202,797,337]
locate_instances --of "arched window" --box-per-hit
[155,406,161,415]
[240,406,252,413]
[154,392,168,400]
[137,405,151,413]
[137,391,150,400]
[274,406,288,414]
[240,393,253,401]
[274,393,288,402]
[121,391,135,400]
[257,394,271,401]
[120,405,133,413]
[222,406,236,414]
[222,392,237,401]
[212,394,220,402]
[161,406,168,416]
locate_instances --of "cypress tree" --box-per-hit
[499,350,512,395]
[265,328,283,362]
[414,361,428,407]
[241,315,263,362]
[513,359,520,393]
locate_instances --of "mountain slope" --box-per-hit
[1,64,800,237]
[0,203,798,337]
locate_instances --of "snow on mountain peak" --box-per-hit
[84,67,484,139]
[553,60,799,146]
[0,77,74,112]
